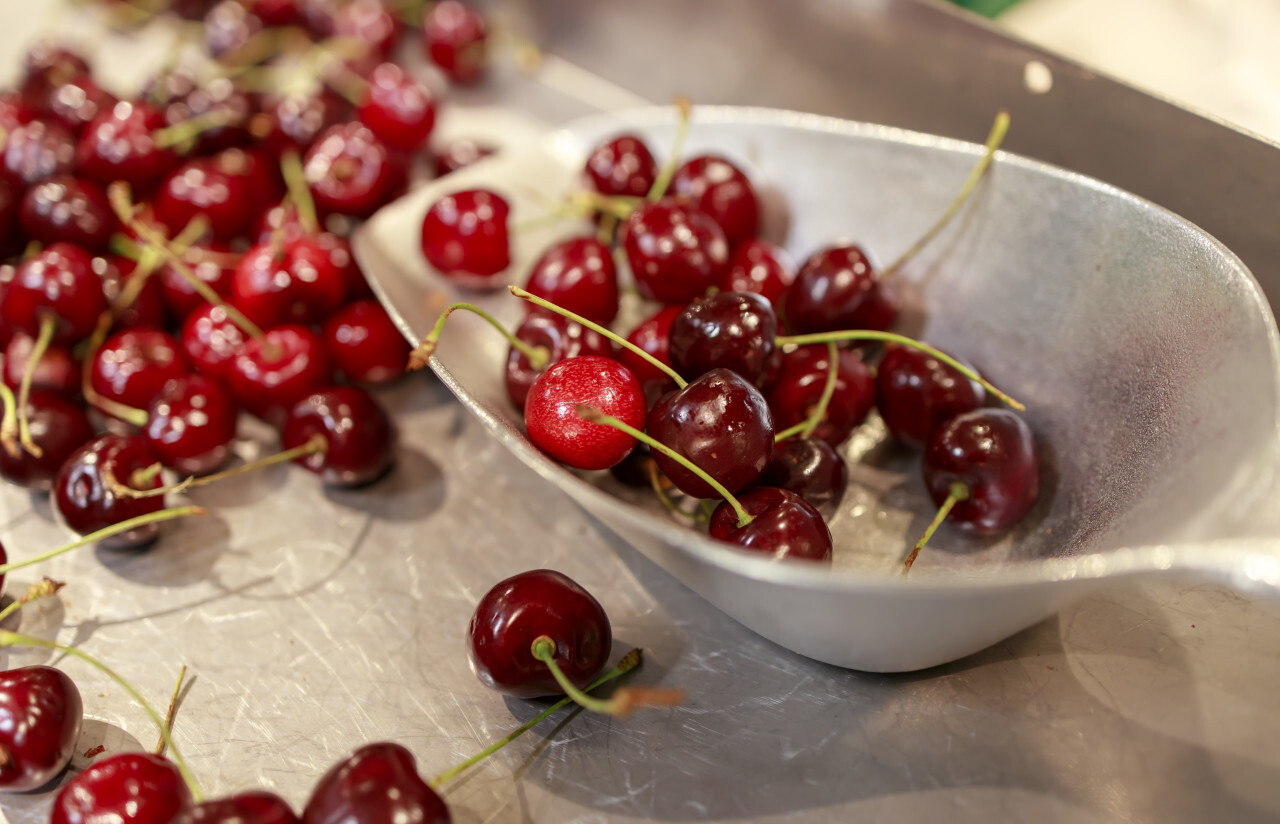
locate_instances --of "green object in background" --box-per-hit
[947,0,1026,17]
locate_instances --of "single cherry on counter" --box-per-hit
[422,0,488,86]
[281,386,395,487]
[0,665,83,791]
[0,390,94,490]
[175,792,300,824]
[303,743,448,824]
[53,433,166,547]
[50,752,193,824]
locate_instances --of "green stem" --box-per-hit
[772,421,809,443]
[409,303,549,372]
[902,481,969,573]
[280,149,319,235]
[510,286,687,389]
[0,382,20,459]
[647,96,692,201]
[0,578,64,625]
[17,315,56,458]
[776,331,1024,411]
[577,406,753,527]
[110,435,327,499]
[0,506,207,578]
[799,342,840,440]
[428,649,643,789]
[0,630,204,801]
[529,638,633,715]
[152,109,241,150]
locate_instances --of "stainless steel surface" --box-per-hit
[1,1,1280,822]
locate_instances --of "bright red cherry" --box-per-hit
[158,241,237,321]
[924,409,1040,536]
[174,792,300,824]
[50,752,193,824]
[724,239,794,312]
[76,100,178,192]
[0,665,82,791]
[2,119,76,189]
[525,355,643,471]
[144,375,239,476]
[620,305,682,393]
[622,199,728,305]
[53,434,166,546]
[302,743,449,824]
[42,74,117,136]
[420,189,510,288]
[759,437,848,518]
[467,569,611,699]
[668,291,778,385]
[505,312,614,410]
[249,0,300,26]
[19,175,116,252]
[523,236,619,327]
[228,324,332,426]
[323,299,410,384]
[0,390,93,490]
[231,237,349,328]
[357,63,437,153]
[709,487,832,563]
[153,151,260,242]
[180,302,248,382]
[90,328,191,414]
[877,344,986,450]
[423,1,488,85]
[1,242,105,343]
[670,154,760,249]
[258,89,349,158]
[282,386,395,486]
[583,134,657,200]
[784,245,899,335]
[766,344,874,448]
[303,121,404,219]
[3,334,80,398]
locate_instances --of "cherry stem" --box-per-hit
[902,481,970,573]
[0,577,64,625]
[409,302,549,372]
[16,315,56,458]
[107,434,328,499]
[510,286,688,389]
[647,95,692,201]
[151,109,241,151]
[280,149,320,236]
[529,637,682,718]
[0,629,205,802]
[776,331,1025,411]
[791,341,839,441]
[81,312,150,429]
[154,664,187,757]
[0,382,21,460]
[565,190,634,221]
[576,405,753,527]
[881,110,1010,280]
[646,459,687,520]
[428,648,645,789]
[0,506,207,577]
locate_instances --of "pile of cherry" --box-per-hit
[414,112,1041,571]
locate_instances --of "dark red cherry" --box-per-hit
[0,92,34,135]
[670,154,760,249]
[53,433,166,546]
[303,121,404,219]
[153,151,260,242]
[724,239,794,312]
[1,242,104,343]
[420,189,510,288]
[423,0,488,85]
[3,334,80,398]
[180,302,248,382]
[282,386,395,486]
[924,409,1040,537]
[620,305,681,392]
[43,74,117,136]
[90,328,191,414]
[323,299,410,384]
[0,665,83,791]
[97,255,171,331]
[258,89,349,158]
[302,742,448,824]
[433,138,493,177]
[231,237,348,328]
[622,199,728,305]
[759,437,848,518]
[525,355,644,471]
[50,752,193,824]
[144,375,238,476]
[709,487,832,563]
[646,368,773,498]
[249,0,300,26]
[158,241,238,321]
[0,183,22,259]
[523,236,618,327]
[333,0,400,64]
[175,792,300,824]
[583,134,656,199]
[76,100,177,191]
[467,569,611,699]
[766,344,874,448]
[357,63,437,153]
[18,175,116,252]
[668,291,778,385]
[204,0,265,58]
[22,42,91,91]
[876,344,985,450]
[228,324,332,426]
[784,245,899,335]
[505,312,614,410]
[0,390,94,490]
[3,119,76,189]
[168,74,255,153]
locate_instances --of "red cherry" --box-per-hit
[22,42,91,91]
[203,0,265,58]
[42,74,117,136]
[433,138,493,177]
[1,242,105,343]
[144,375,239,476]
[153,152,259,242]
[3,119,76,189]
[258,89,349,158]
[158,241,238,321]
[523,236,619,327]
[622,199,728,305]
[90,328,191,414]
[18,175,116,252]
[0,390,94,490]
[303,121,404,219]
[248,0,300,26]
[228,324,332,426]
[180,302,248,382]
[0,183,22,259]
[619,305,682,392]
[53,433,166,546]
[302,743,449,824]
[420,189,510,288]
[724,239,794,312]
[357,63,437,153]
[3,334,80,398]
[505,312,614,410]
[231,237,348,328]
[323,299,410,384]
[670,154,760,248]
[76,100,178,192]
[333,0,400,64]
[282,386,395,486]
[766,344,874,448]
[709,487,832,562]
[50,752,193,824]
[467,569,611,699]
[784,245,899,334]
[174,792,300,824]
[583,134,657,200]
[876,344,985,450]
[524,355,644,471]
[668,291,778,386]
[422,1,488,85]
[759,437,848,518]
[924,409,1040,536]
[97,255,172,330]
[0,665,82,791]
[159,75,255,154]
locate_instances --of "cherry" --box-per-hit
[876,344,985,450]
[759,437,848,518]
[144,375,238,476]
[668,291,777,385]
[248,0,300,26]
[42,74,117,136]
[357,63,437,153]
[54,433,167,545]
[505,312,613,410]
[0,390,94,490]
[420,189,510,288]
[0,665,82,791]
[3,334,80,398]
[1,242,104,343]
[646,368,773,498]
[423,0,488,85]
[2,119,76,189]
[709,487,832,562]
[22,42,90,91]
[97,254,170,330]
[620,305,681,392]
[297,0,341,37]
[525,355,644,471]
[76,100,178,192]
[180,302,249,383]
[228,324,332,426]
[175,793,300,824]
[467,569,611,699]
[90,328,191,414]
[153,152,259,243]
[231,236,349,328]
[433,138,493,177]
[158,242,238,321]
[258,89,349,158]
[923,409,1040,537]
[323,299,410,384]
[303,122,404,219]
[334,0,400,65]
[281,386,395,486]
[583,134,657,200]
[783,245,899,335]
[622,199,728,305]
[523,236,619,327]
[303,742,448,824]
[203,0,265,58]
[50,752,193,824]
[0,184,22,259]
[0,92,34,134]
[159,75,255,154]
[670,154,759,249]
[18,175,116,252]
[767,344,873,448]
[724,239,794,312]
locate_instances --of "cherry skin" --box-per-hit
[525,355,645,471]
[2,119,76,190]
[670,154,760,249]
[467,569,611,699]
[668,290,778,386]
[323,299,410,384]
[258,89,349,158]
[505,312,614,410]
[759,437,849,518]
[231,236,349,328]
[523,236,619,327]
[0,665,83,791]
[90,328,192,414]
[302,742,449,824]
[282,386,395,487]
[420,189,510,288]
[53,433,166,546]
[144,375,239,476]
[924,408,1040,536]
[622,199,729,305]
[0,390,94,491]
[21,42,90,94]
[97,254,170,330]
[249,0,300,26]
[76,100,178,192]
[203,0,265,58]
[583,134,657,199]
[766,344,874,448]
[174,792,300,824]
[647,368,774,498]
[303,121,404,219]
[41,74,117,137]
[877,344,986,450]
[3,334,80,398]
[228,324,332,426]
[0,183,22,259]
[50,752,193,824]
[423,0,488,85]
[1,242,105,343]
[357,62,437,153]
[157,74,254,154]
[724,239,795,312]
[709,487,833,563]
[620,305,682,393]
[153,152,258,243]
[334,0,399,63]
[433,138,494,177]
[158,241,238,321]
[180,302,249,383]
[784,245,899,335]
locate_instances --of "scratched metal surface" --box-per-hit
[1,2,1280,822]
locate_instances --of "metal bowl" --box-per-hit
[353,106,1280,672]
